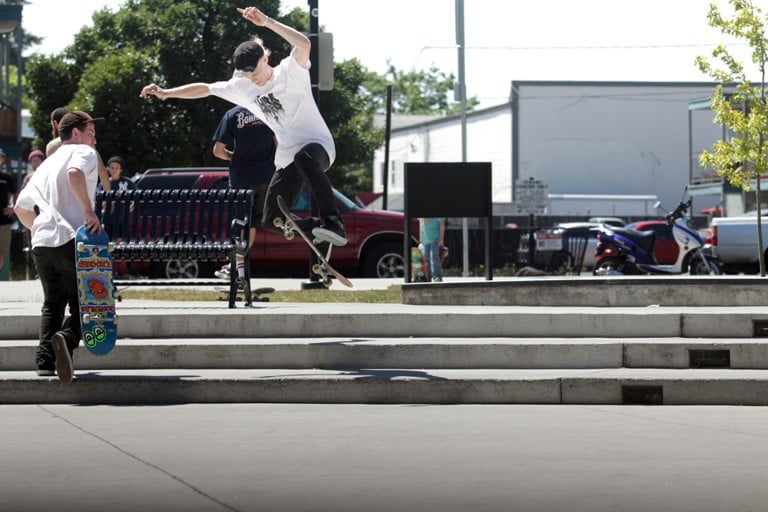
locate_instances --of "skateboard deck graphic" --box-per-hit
[411,247,428,282]
[75,225,118,355]
[275,195,353,288]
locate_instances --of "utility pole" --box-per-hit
[456,0,469,276]
[302,0,323,289]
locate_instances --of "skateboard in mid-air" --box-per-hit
[274,195,353,288]
[75,224,118,355]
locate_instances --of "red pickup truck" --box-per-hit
[125,167,415,279]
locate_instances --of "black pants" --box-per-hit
[32,240,81,368]
[261,143,339,230]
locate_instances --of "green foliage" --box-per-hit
[696,0,768,275]
[23,0,470,197]
[364,62,479,115]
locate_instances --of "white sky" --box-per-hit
[22,0,757,108]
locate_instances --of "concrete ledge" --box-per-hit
[2,305,754,339]
[2,368,768,405]
[1,338,623,371]
[8,337,768,371]
[403,276,768,307]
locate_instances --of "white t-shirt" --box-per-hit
[16,143,99,248]
[208,55,335,170]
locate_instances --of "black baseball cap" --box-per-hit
[232,40,265,77]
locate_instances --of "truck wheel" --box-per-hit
[155,258,201,279]
[362,243,405,278]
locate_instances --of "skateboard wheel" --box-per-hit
[82,314,91,324]
[285,231,294,241]
[76,242,85,252]
[273,217,284,228]
[312,263,323,274]
[323,278,332,288]
[107,242,115,252]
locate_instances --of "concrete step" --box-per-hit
[3,302,768,339]
[4,337,768,371]
[2,368,768,405]
[403,276,768,307]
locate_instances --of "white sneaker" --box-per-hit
[215,266,231,279]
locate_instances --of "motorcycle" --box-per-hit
[593,195,720,276]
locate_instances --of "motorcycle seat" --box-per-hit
[609,227,656,254]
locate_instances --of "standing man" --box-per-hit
[140,5,347,246]
[45,107,69,157]
[212,105,276,282]
[419,217,446,282]
[0,148,18,275]
[14,111,104,384]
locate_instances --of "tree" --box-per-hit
[23,0,474,197]
[364,62,479,115]
[696,0,768,276]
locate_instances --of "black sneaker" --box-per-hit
[312,217,348,246]
[36,367,55,377]
[293,216,321,234]
[52,332,74,384]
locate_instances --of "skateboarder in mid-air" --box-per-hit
[14,111,105,383]
[140,5,347,247]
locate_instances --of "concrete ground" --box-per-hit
[3,277,768,511]
[2,403,768,512]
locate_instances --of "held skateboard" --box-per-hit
[75,225,118,355]
[275,195,353,288]
[411,246,428,282]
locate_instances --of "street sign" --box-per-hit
[515,178,549,214]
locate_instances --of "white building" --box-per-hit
[372,80,726,216]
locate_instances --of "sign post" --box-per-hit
[515,178,549,215]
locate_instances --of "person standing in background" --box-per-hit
[22,149,45,189]
[45,108,69,157]
[99,156,136,192]
[419,217,445,282]
[0,148,18,275]
[212,105,276,283]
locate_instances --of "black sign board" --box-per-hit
[403,162,493,282]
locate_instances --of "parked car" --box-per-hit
[588,216,626,227]
[517,222,604,271]
[122,167,416,279]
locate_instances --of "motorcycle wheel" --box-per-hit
[593,256,624,275]
[689,257,721,275]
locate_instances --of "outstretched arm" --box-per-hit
[237,6,310,68]
[139,82,212,101]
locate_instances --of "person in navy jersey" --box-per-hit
[212,105,276,282]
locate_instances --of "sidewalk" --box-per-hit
[0,276,411,303]
[2,403,767,512]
